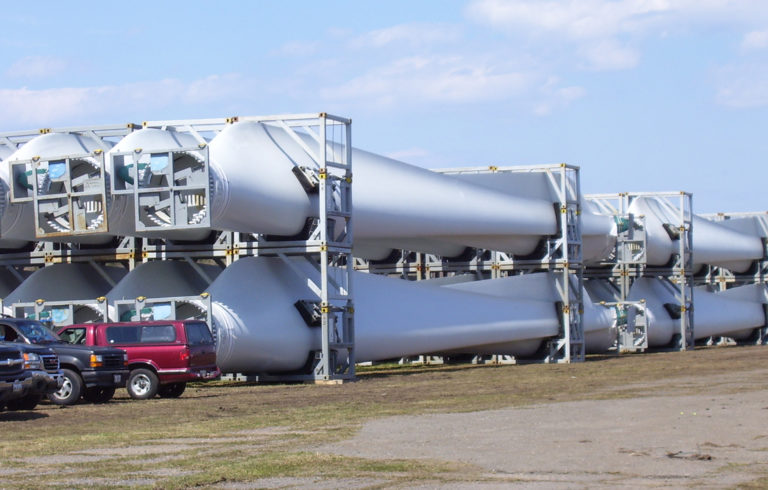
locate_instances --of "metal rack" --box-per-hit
[698,211,768,290]
[114,293,212,326]
[9,297,109,328]
[141,114,355,383]
[695,211,768,346]
[601,300,649,353]
[355,163,586,363]
[468,164,584,363]
[585,191,694,351]
[1,114,356,383]
[2,124,139,239]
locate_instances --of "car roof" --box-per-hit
[0,318,45,325]
[62,320,200,328]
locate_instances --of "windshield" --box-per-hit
[16,321,62,344]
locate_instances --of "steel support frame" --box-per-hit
[636,192,694,350]
[696,211,768,344]
[8,151,110,237]
[0,124,139,151]
[421,250,491,280]
[1,115,356,382]
[432,163,585,363]
[584,193,648,352]
[113,293,212,332]
[602,300,649,353]
[0,237,137,268]
[352,251,428,280]
[109,144,211,233]
[699,211,768,289]
[11,298,108,328]
[2,124,138,240]
[585,191,694,351]
[230,114,355,383]
[140,114,357,382]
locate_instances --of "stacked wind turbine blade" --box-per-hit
[707,214,768,240]
[0,143,34,249]
[107,260,220,301]
[0,267,29,298]
[705,284,768,341]
[1,263,127,323]
[2,263,127,308]
[105,260,223,321]
[106,128,212,241]
[208,121,558,258]
[628,277,765,346]
[432,272,617,353]
[2,122,564,264]
[629,196,764,272]
[447,169,617,263]
[710,283,768,303]
[581,199,619,264]
[3,132,112,243]
[206,256,562,374]
[351,148,558,257]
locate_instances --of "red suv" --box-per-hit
[58,321,220,400]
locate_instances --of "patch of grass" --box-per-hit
[2,345,768,487]
[158,451,476,488]
[738,475,768,489]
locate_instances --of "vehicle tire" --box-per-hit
[6,394,42,411]
[127,368,159,400]
[83,386,116,404]
[48,369,83,406]
[158,382,186,398]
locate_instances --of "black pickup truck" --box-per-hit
[0,319,128,405]
[0,343,60,411]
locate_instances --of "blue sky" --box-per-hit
[1,0,767,212]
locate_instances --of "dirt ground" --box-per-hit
[324,371,768,488]
[2,346,768,488]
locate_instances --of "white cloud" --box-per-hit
[741,30,768,50]
[0,86,96,125]
[320,55,533,107]
[533,77,586,115]
[580,40,640,70]
[0,74,257,128]
[715,63,768,108]
[466,0,673,40]
[351,23,459,48]
[5,56,70,79]
[271,40,319,57]
[465,0,768,71]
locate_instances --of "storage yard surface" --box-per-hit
[2,346,768,489]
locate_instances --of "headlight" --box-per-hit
[23,352,42,370]
[90,354,104,368]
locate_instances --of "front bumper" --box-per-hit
[28,370,64,394]
[82,369,129,389]
[0,372,38,403]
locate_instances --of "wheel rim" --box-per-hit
[131,373,151,396]
[55,377,73,400]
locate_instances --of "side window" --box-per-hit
[185,322,214,346]
[140,325,176,343]
[106,326,141,344]
[0,325,19,342]
[60,328,86,345]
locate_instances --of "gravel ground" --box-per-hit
[323,370,768,488]
[4,348,768,488]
